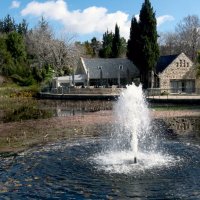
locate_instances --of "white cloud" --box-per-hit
[135,14,140,22]
[21,0,174,40]
[157,15,174,26]
[21,0,131,39]
[10,0,20,9]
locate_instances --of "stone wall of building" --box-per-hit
[196,78,200,93]
[159,53,196,90]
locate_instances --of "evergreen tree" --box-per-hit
[99,30,114,58]
[0,20,3,33]
[127,17,140,65]
[2,14,16,33]
[84,41,93,56]
[90,37,100,57]
[17,19,28,35]
[6,32,26,62]
[0,35,15,76]
[112,24,122,58]
[120,37,127,57]
[127,0,159,88]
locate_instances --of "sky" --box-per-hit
[1,0,200,42]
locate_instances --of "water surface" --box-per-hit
[0,128,200,199]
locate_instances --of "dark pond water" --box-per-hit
[0,124,200,200]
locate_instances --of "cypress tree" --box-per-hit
[112,24,121,58]
[127,17,141,66]
[127,0,159,89]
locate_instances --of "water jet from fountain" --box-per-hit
[114,83,150,164]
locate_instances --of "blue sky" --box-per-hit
[1,0,200,41]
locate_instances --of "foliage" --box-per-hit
[197,51,200,77]
[0,83,40,98]
[0,35,15,76]
[83,37,101,57]
[90,37,101,57]
[6,31,26,62]
[158,15,200,61]
[32,64,54,83]
[175,15,200,61]
[0,14,28,35]
[112,24,122,58]
[84,41,94,56]
[99,24,125,58]
[2,99,53,123]
[0,15,79,87]
[127,0,159,89]
[127,17,140,66]
[0,14,16,33]
[26,17,79,77]
[99,30,113,58]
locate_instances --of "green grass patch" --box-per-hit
[0,83,40,97]
[0,84,52,122]
[150,105,200,111]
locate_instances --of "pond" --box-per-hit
[0,85,200,200]
[0,128,200,199]
[0,84,200,199]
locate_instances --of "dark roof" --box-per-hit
[156,54,179,73]
[82,58,139,79]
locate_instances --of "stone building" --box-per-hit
[155,53,196,93]
[52,53,199,93]
[76,57,139,87]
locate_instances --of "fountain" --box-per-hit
[94,83,177,173]
[114,84,150,164]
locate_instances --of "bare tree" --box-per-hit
[51,35,82,75]
[175,15,200,60]
[26,18,81,76]
[158,32,180,56]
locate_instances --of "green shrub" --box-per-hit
[161,91,169,96]
[3,103,53,122]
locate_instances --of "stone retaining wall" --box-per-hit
[162,116,200,135]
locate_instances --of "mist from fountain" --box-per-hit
[115,84,150,163]
[94,83,178,173]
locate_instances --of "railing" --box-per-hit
[146,88,200,99]
[41,86,124,95]
[41,86,200,100]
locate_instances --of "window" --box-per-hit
[170,80,195,93]
[119,65,123,70]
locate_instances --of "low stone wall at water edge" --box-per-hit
[161,116,200,135]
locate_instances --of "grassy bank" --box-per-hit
[0,83,53,123]
[150,104,200,111]
[0,83,200,156]
[0,84,54,155]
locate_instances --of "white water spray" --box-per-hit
[114,84,150,163]
[93,83,178,173]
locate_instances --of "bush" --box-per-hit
[161,91,169,96]
[3,103,53,122]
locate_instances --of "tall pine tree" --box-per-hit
[127,0,159,89]
[112,24,122,58]
[99,24,124,58]
[127,17,140,66]
[99,30,114,58]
